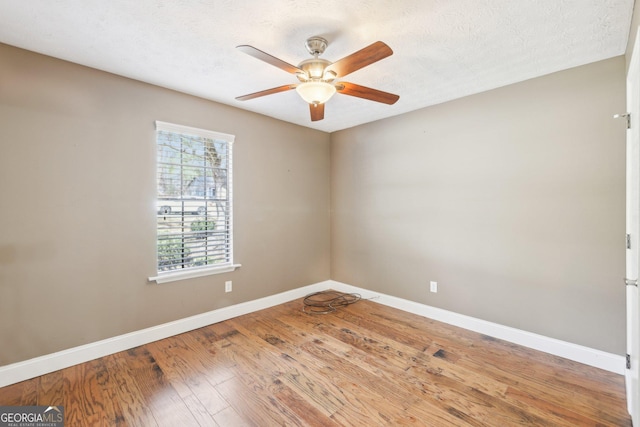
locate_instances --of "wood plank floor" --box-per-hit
[0,296,632,426]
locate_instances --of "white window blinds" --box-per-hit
[153,121,236,280]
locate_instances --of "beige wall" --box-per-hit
[0,44,331,365]
[331,57,626,354]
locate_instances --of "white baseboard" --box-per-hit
[328,280,625,375]
[0,281,330,388]
[0,279,624,388]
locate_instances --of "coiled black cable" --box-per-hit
[302,290,361,314]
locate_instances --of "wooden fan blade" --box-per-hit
[237,45,304,74]
[310,103,325,121]
[325,41,393,78]
[336,82,399,105]
[236,84,297,101]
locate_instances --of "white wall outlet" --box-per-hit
[430,281,438,293]
[225,281,232,293]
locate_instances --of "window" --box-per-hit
[150,121,239,283]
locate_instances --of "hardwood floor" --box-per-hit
[0,296,632,426]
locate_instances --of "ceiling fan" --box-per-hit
[235,36,400,122]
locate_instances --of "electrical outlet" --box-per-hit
[430,281,438,293]
[225,281,232,293]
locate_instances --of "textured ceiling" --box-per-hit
[0,0,634,132]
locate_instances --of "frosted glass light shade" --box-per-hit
[296,81,336,104]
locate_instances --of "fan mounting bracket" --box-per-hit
[305,36,328,57]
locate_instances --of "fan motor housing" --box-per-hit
[297,58,333,82]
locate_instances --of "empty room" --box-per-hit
[1,1,639,425]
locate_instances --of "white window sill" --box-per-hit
[148,264,241,284]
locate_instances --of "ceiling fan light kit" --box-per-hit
[236,36,399,121]
[296,81,336,105]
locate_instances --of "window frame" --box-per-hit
[148,121,240,284]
